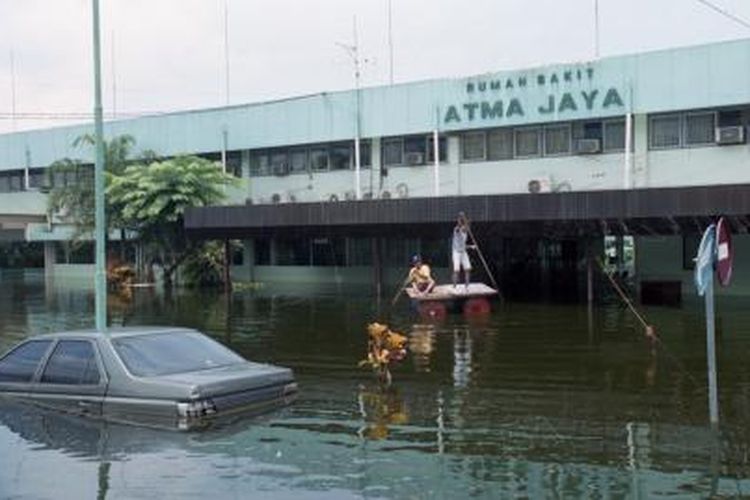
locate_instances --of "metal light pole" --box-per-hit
[337,17,363,200]
[91,0,107,332]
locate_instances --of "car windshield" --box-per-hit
[112,331,244,377]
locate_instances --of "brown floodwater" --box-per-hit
[1,269,749,499]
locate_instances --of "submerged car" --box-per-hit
[0,327,297,429]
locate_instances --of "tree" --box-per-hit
[46,134,137,239]
[107,155,237,288]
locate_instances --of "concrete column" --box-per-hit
[633,113,649,188]
[372,237,382,297]
[241,149,252,202]
[270,238,278,266]
[371,137,383,196]
[243,238,255,282]
[43,241,56,286]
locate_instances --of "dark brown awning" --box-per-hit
[185,184,750,239]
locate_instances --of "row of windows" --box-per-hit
[0,339,99,385]
[0,169,45,193]
[648,110,737,150]
[248,135,449,177]
[4,108,749,186]
[460,119,626,162]
[381,135,447,166]
[250,141,372,177]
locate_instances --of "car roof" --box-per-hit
[28,326,199,341]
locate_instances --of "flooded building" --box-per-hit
[2,39,750,300]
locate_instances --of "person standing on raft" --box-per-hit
[452,212,476,290]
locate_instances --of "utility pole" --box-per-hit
[337,17,363,200]
[10,49,17,132]
[91,0,107,332]
[387,0,394,84]
[594,0,600,59]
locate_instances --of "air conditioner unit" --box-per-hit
[363,191,373,200]
[380,190,392,199]
[404,152,425,165]
[287,193,297,203]
[395,183,409,198]
[527,178,551,194]
[575,138,602,154]
[270,193,282,204]
[328,193,340,202]
[716,126,746,145]
[344,190,357,201]
[272,163,289,176]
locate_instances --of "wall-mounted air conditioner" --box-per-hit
[270,193,282,204]
[405,152,424,165]
[527,178,551,194]
[715,126,746,145]
[574,138,602,155]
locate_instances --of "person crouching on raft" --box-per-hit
[409,254,435,296]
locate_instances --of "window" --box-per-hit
[487,129,513,160]
[603,120,626,151]
[358,140,372,167]
[289,148,309,173]
[461,132,486,161]
[113,331,244,377]
[41,341,100,385]
[425,136,448,163]
[650,114,681,149]
[226,151,243,177]
[270,151,288,175]
[0,340,52,382]
[29,168,46,189]
[685,113,715,146]
[310,147,329,171]
[718,109,743,127]
[276,238,310,265]
[311,237,345,266]
[382,138,403,166]
[330,143,352,170]
[515,128,541,157]
[544,125,571,155]
[249,152,269,176]
[254,238,271,265]
[404,136,427,165]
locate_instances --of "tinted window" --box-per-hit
[113,331,244,377]
[0,340,52,382]
[41,341,100,385]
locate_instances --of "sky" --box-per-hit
[1,0,750,134]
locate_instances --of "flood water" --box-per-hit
[1,270,750,499]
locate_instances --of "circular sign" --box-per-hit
[716,216,733,287]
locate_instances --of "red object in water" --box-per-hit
[716,216,733,287]
[418,301,447,320]
[463,298,491,315]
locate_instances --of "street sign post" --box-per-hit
[694,217,733,426]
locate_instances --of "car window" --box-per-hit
[112,331,244,377]
[41,341,101,385]
[0,340,53,383]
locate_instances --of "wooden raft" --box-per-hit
[406,283,498,302]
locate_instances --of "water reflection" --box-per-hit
[2,273,750,498]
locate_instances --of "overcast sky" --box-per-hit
[1,0,750,134]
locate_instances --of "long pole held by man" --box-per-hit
[453,212,501,296]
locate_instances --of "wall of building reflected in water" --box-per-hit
[2,271,750,498]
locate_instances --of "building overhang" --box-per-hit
[185,184,750,239]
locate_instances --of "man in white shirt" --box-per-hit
[452,212,475,290]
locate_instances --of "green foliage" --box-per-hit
[107,155,237,287]
[46,134,137,239]
[181,241,229,288]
